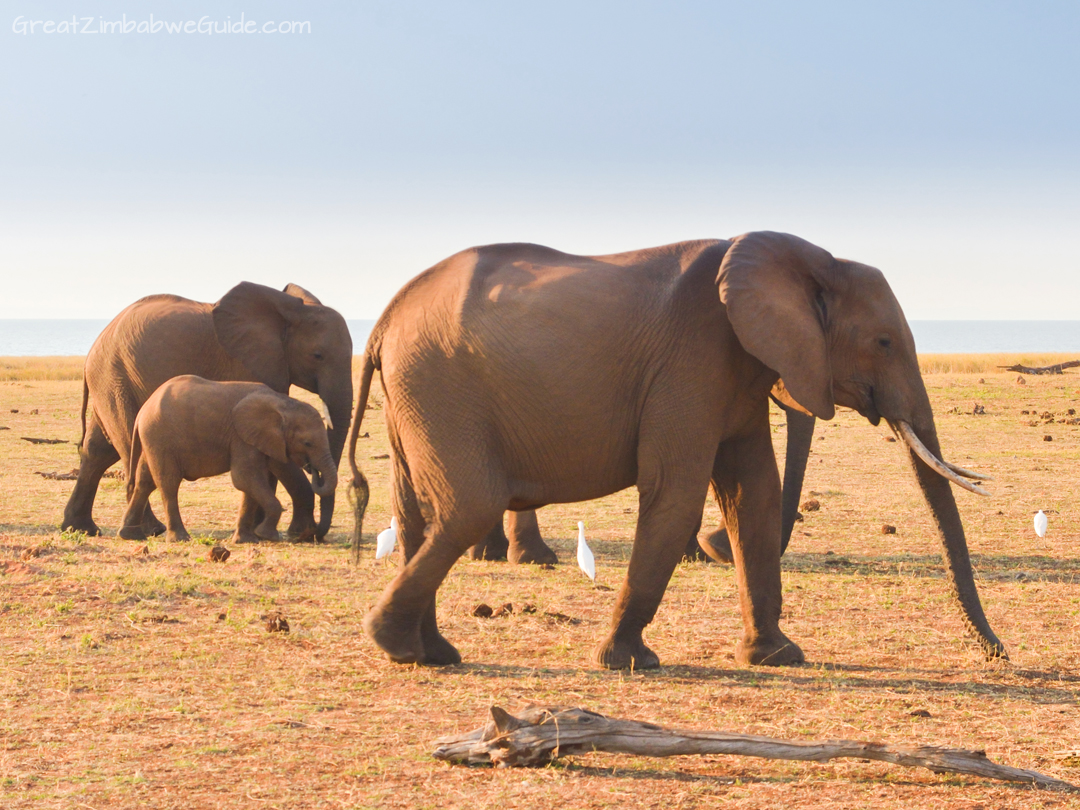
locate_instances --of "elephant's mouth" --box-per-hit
[837,380,881,426]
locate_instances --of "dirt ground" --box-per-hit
[1,363,1079,809]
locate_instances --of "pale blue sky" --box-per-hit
[2,1,1078,318]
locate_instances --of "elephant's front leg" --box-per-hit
[276,462,317,542]
[595,475,711,670]
[233,461,283,542]
[713,418,804,667]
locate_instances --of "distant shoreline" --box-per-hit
[1,319,1080,357]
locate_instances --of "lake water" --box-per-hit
[1,319,1079,356]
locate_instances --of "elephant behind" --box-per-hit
[62,282,353,540]
[349,233,1004,670]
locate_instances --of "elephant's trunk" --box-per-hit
[779,408,816,554]
[310,453,338,498]
[315,375,354,538]
[892,415,1006,660]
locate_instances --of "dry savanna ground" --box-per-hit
[1,354,1079,809]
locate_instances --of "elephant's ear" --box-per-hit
[213,282,307,392]
[233,391,289,464]
[283,283,323,306]
[717,231,837,420]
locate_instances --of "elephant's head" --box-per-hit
[233,391,338,498]
[212,282,354,536]
[718,231,1005,660]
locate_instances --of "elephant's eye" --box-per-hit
[304,440,314,448]
[313,351,324,361]
[878,336,892,349]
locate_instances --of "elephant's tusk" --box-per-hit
[896,422,990,496]
[942,460,993,481]
[317,398,334,431]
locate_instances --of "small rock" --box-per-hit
[215,612,227,622]
[1017,375,1026,385]
[909,709,932,718]
[20,545,45,560]
[370,454,390,460]
[881,524,896,534]
[824,550,835,556]
[520,604,537,614]
[359,432,370,438]
[800,498,821,512]
[491,602,514,618]
[29,408,38,415]
[264,612,290,633]
[977,378,985,384]
[472,603,494,618]
[209,545,231,562]
[1021,409,1030,415]
[1069,409,1076,416]
[539,563,555,571]
[9,409,17,413]
[1044,435,1053,442]
[885,436,896,442]
[971,402,985,415]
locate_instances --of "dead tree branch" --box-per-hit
[999,361,1080,375]
[433,705,1077,791]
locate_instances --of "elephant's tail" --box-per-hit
[78,373,89,448]
[126,425,142,503]
[347,351,376,564]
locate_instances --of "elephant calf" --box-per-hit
[119,376,337,544]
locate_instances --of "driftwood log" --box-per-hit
[433,705,1077,791]
[999,360,1080,375]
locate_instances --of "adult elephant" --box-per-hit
[466,398,815,564]
[62,282,353,541]
[348,233,1004,669]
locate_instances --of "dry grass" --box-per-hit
[2,368,1080,809]
[0,356,85,381]
[918,353,1080,375]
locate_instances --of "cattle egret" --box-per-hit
[576,521,596,581]
[1034,510,1048,538]
[376,516,399,559]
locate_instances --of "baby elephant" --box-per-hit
[119,376,337,544]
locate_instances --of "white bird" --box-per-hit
[1034,510,1048,538]
[576,521,596,581]
[376,516,399,559]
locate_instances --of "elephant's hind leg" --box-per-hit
[367,463,504,667]
[62,414,119,536]
[467,517,509,561]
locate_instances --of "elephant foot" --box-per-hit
[118,525,147,541]
[508,541,558,566]
[364,606,426,665]
[231,529,260,545]
[697,529,734,565]
[287,517,317,542]
[735,632,805,667]
[287,527,316,543]
[62,516,101,537]
[256,526,282,543]
[143,516,167,537]
[419,627,463,666]
[593,633,660,671]
[165,530,192,543]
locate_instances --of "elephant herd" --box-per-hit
[60,231,1008,671]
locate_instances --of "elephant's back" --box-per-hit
[85,294,252,422]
